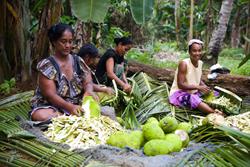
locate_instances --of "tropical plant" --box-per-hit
[0,78,16,95]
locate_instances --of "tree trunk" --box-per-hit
[19,0,31,82]
[31,0,62,69]
[188,0,194,41]
[128,61,250,96]
[230,8,241,48]
[205,0,213,50]
[0,0,10,83]
[175,0,180,47]
[208,0,234,65]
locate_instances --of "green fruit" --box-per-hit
[174,129,190,147]
[165,134,182,152]
[106,131,129,148]
[146,117,159,125]
[142,123,165,141]
[128,130,144,149]
[143,139,172,156]
[177,122,192,133]
[202,113,225,125]
[159,116,178,133]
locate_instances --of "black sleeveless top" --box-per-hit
[95,49,124,83]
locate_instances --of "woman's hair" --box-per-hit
[78,43,99,59]
[48,23,74,43]
[114,37,133,46]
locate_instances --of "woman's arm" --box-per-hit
[93,84,114,95]
[106,58,131,93]
[177,61,210,93]
[82,71,99,100]
[39,73,81,115]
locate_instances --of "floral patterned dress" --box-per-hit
[30,54,89,116]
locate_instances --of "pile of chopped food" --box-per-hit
[44,115,123,150]
[224,111,250,133]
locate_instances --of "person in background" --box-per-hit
[30,23,96,121]
[95,37,132,94]
[169,39,224,115]
[77,43,114,95]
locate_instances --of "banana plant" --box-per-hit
[71,0,110,23]
[129,0,154,24]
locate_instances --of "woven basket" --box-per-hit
[204,86,242,115]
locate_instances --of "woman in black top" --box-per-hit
[95,37,132,93]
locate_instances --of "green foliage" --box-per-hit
[219,48,245,59]
[129,0,154,24]
[71,0,110,23]
[238,36,250,67]
[102,27,131,48]
[0,78,16,95]
[126,42,188,69]
[218,48,250,76]
[60,15,77,25]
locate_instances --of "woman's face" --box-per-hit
[117,44,132,56]
[53,30,73,56]
[189,43,202,62]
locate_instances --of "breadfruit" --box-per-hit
[142,123,165,141]
[146,117,159,125]
[177,122,192,133]
[143,139,172,156]
[106,131,129,148]
[174,129,190,147]
[128,130,144,149]
[159,116,178,133]
[165,134,182,152]
[202,113,225,125]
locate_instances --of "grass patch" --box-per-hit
[218,48,250,76]
[127,43,249,76]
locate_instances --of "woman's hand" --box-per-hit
[197,85,210,94]
[104,87,115,95]
[70,105,83,116]
[123,83,132,94]
[84,91,99,101]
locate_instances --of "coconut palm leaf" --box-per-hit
[0,91,33,138]
[183,124,250,166]
[0,138,85,166]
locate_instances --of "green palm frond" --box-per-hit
[185,124,250,166]
[0,91,33,138]
[0,138,85,166]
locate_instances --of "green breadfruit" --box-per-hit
[106,131,129,148]
[177,122,192,133]
[174,129,190,148]
[142,122,165,141]
[165,134,182,152]
[159,116,178,133]
[143,139,172,156]
[127,130,144,149]
[146,117,159,125]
